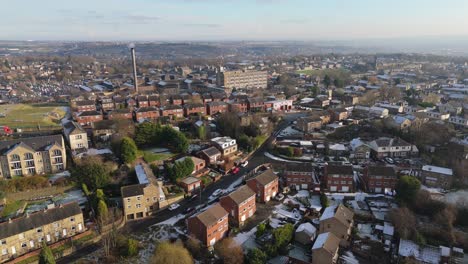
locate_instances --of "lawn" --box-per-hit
[1,200,26,218]
[140,150,175,163]
[0,104,66,129]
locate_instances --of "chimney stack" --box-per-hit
[129,43,138,93]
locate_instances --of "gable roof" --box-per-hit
[193,203,228,227]
[0,135,63,155]
[224,185,255,205]
[0,203,82,240]
[251,169,278,186]
[326,165,353,175]
[320,204,354,227]
[121,184,145,198]
[312,232,340,254]
[200,146,221,157]
[367,166,396,178]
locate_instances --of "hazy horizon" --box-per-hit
[2,0,468,42]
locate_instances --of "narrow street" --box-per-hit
[58,111,307,263]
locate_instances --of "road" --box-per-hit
[58,111,307,262]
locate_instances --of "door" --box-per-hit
[46,234,51,242]
[241,215,246,222]
[62,228,67,237]
[341,186,349,192]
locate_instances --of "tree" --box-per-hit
[256,223,267,238]
[39,243,55,264]
[333,78,344,88]
[71,157,111,191]
[151,242,193,264]
[272,223,294,254]
[389,207,417,239]
[217,112,242,139]
[395,176,421,205]
[320,193,329,207]
[246,248,268,264]
[197,125,206,140]
[120,137,138,164]
[214,238,244,264]
[165,158,195,182]
[97,199,109,224]
[323,75,331,88]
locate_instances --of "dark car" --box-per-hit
[184,207,196,215]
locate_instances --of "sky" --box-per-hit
[1,0,468,41]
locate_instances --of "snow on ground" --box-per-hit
[444,190,468,206]
[357,223,380,241]
[278,126,303,137]
[309,195,322,212]
[421,185,444,194]
[264,152,302,163]
[225,178,243,193]
[85,148,113,156]
[48,170,71,182]
[234,227,257,245]
[155,214,185,226]
[341,251,360,264]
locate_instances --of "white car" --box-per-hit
[212,189,224,197]
[241,161,249,167]
[168,203,180,211]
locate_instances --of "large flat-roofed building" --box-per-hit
[0,135,67,179]
[421,165,454,189]
[217,70,268,90]
[0,202,84,262]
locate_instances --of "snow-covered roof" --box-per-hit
[422,165,453,176]
[329,143,346,151]
[319,205,337,221]
[312,232,330,249]
[296,222,316,236]
[383,222,394,236]
[398,239,442,264]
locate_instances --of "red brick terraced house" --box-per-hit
[108,108,133,120]
[228,100,248,113]
[134,107,160,122]
[75,100,96,112]
[363,166,398,194]
[284,163,320,192]
[207,102,228,115]
[160,105,184,119]
[148,95,160,107]
[187,203,229,247]
[324,165,354,192]
[219,185,256,227]
[247,169,279,202]
[76,110,103,126]
[137,95,149,108]
[247,98,265,112]
[184,103,206,117]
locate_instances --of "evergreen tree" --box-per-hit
[39,243,55,264]
[120,137,138,164]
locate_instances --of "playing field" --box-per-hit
[0,104,67,129]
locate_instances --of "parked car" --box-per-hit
[212,189,224,197]
[184,207,196,214]
[232,167,240,174]
[168,203,180,211]
[241,161,249,167]
[274,193,285,201]
[384,157,395,164]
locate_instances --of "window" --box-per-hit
[24,153,33,160]
[136,204,141,208]
[70,217,75,222]
[18,233,24,240]
[127,198,131,202]
[21,243,27,248]
[137,196,141,201]
[1,249,7,256]
[0,240,6,245]
[53,149,62,156]
[10,154,20,161]
[75,135,82,140]
[52,222,59,228]
[26,160,35,167]
[77,143,84,148]
[37,228,43,233]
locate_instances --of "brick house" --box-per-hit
[148,95,160,107]
[324,165,354,192]
[134,107,160,122]
[284,163,320,192]
[100,97,114,111]
[76,110,103,126]
[247,98,265,112]
[211,137,238,157]
[126,98,137,109]
[296,116,322,133]
[187,203,229,247]
[207,101,228,115]
[363,166,397,193]
[175,156,206,174]
[319,204,354,242]
[137,95,149,108]
[184,103,206,117]
[246,169,279,202]
[421,165,453,189]
[311,232,340,264]
[75,100,96,112]
[202,93,213,104]
[198,146,222,165]
[180,176,202,194]
[171,95,183,105]
[113,96,126,109]
[219,185,256,227]
[160,105,184,119]
[108,108,133,120]
[228,100,248,113]
[329,108,349,122]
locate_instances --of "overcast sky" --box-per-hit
[1,0,468,41]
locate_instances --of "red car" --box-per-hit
[231,167,240,174]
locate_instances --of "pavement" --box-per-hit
[57,111,308,262]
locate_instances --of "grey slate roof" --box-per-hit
[0,202,82,240]
[0,135,63,155]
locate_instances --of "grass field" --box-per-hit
[140,150,175,163]
[0,104,67,129]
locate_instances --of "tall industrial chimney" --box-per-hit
[129,43,138,93]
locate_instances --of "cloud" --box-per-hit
[124,15,160,24]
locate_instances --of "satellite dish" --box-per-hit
[128,43,135,49]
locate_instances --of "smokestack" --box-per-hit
[129,43,138,93]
